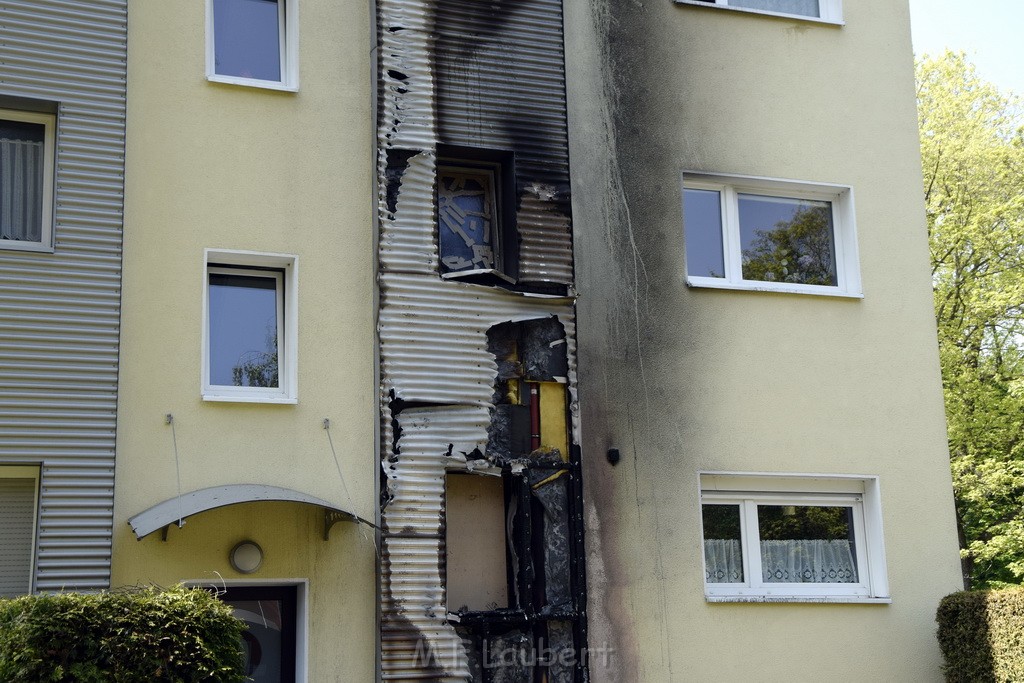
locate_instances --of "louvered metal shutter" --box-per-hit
[0,477,37,597]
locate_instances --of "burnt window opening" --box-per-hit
[444,468,580,681]
[439,317,586,681]
[486,318,569,463]
[445,472,510,613]
[436,146,518,286]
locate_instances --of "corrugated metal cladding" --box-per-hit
[377,0,581,679]
[433,0,573,285]
[0,1,126,592]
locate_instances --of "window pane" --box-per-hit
[702,504,744,583]
[729,0,820,17]
[683,188,725,278]
[0,120,45,243]
[738,194,837,286]
[213,0,282,82]
[438,167,498,273]
[220,585,296,683]
[209,272,280,388]
[758,505,858,583]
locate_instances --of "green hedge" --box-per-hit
[0,585,245,682]
[937,588,1024,682]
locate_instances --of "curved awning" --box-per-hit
[127,484,375,540]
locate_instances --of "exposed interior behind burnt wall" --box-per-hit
[376,0,588,681]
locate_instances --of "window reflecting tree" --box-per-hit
[741,204,838,286]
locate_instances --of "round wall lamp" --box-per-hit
[230,540,264,574]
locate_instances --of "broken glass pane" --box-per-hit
[438,166,499,273]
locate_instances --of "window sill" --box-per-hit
[202,393,298,405]
[674,1,844,26]
[206,74,298,93]
[0,240,53,253]
[687,277,863,299]
[706,595,891,604]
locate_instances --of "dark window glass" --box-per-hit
[702,504,744,583]
[758,504,858,583]
[213,0,282,82]
[738,194,837,286]
[219,585,297,683]
[683,188,725,278]
[208,271,280,387]
[438,166,499,273]
[0,119,45,243]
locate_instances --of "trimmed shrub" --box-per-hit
[937,588,1024,682]
[0,584,245,682]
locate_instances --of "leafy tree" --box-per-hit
[918,51,1024,586]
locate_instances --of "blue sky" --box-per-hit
[908,0,1024,96]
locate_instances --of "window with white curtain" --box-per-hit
[700,473,891,602]
[0,109,55,252]
[676,0,843,24]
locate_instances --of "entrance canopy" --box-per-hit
[127,484,374,540]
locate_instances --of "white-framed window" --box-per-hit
[0,465,40,598]
[682,172,861,298]
[699,472,890,603]
[206,0,299,91]
[202,249,298,403]
[0,109,55,252]
[192,579,308,683]
[676,0,843,24]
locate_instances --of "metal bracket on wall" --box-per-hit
[324,509,360,540]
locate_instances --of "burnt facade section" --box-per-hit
[376,0,585,680]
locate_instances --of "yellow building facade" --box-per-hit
[111,0,962,681]
[566,0,964,680]
[113,1,378,680]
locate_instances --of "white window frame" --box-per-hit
[202,249,298,404]
[206,0,300,92]
[0,109,55,253]
[675,0,843,25]
[699,472,890,603]
[682,172,862,298]
[0,465,40,597]
[188,578,308,683]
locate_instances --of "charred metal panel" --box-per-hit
[530,472,571,610]
[376,0,585,679]
[433,0,573,286]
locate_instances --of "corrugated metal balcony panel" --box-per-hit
[377,0,577,677]
[0,0,125,594]
[379,278,575,406]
